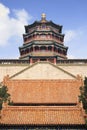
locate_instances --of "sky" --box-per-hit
[0,0,87,59]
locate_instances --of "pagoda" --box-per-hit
[19,13,68,64]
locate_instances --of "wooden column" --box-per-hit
[38,58,40,62]
[52,46,54,52]
[46,46,48,52]
[33,46,35,52]
[54,58,56,65]
[30,58,33,64]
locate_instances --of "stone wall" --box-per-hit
[0,65,28,82]
[0,62,87,82]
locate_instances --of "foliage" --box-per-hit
[79,77,87,113]
[0,85,11,110]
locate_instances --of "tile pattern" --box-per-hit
[0,106,85,125]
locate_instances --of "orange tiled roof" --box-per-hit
[0,106,85,125]
[3,77,83,104]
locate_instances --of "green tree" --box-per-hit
[79,77,87,113]
[0,84,11,110]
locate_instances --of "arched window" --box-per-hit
[56,35,58,39]
[25,49,27,54]
[58,49,62,54]
[30,47,33,52]
[58,48,62,54]
[20,50,24,55]
[26,48,29,53]
[48,46,52,51]
[52,33,54,37]
[35,46,39,51]
[24,37,27,42]
[54,47,57,52]
[40,46,46,51]
[63,50,67,55]
[60,37,63,42]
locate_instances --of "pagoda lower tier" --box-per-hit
[19,41,68,61]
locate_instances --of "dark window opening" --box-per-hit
[40,46,46,51]
[40,59,46,61]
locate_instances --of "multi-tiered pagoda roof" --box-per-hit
[19,14,68,64]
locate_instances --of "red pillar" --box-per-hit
[52,46,54,52]
[46,46,48,52]
[54,58,56,64]
[33,46,35,52]
[47,58,48,62]
[38,58,40,62]
[30,58,33,64]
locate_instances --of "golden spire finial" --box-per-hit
[41,13,46,20]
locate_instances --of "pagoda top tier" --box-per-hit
[25,14,63,34]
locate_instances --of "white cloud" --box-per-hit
[64,26,87,59]
[0,3,32,46]
[64,30,77,43]
[13,9,30,23]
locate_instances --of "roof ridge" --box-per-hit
[47,62,77,79]
[10,61,76,79]
[3,105,81,110]
[10,62,39,79]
